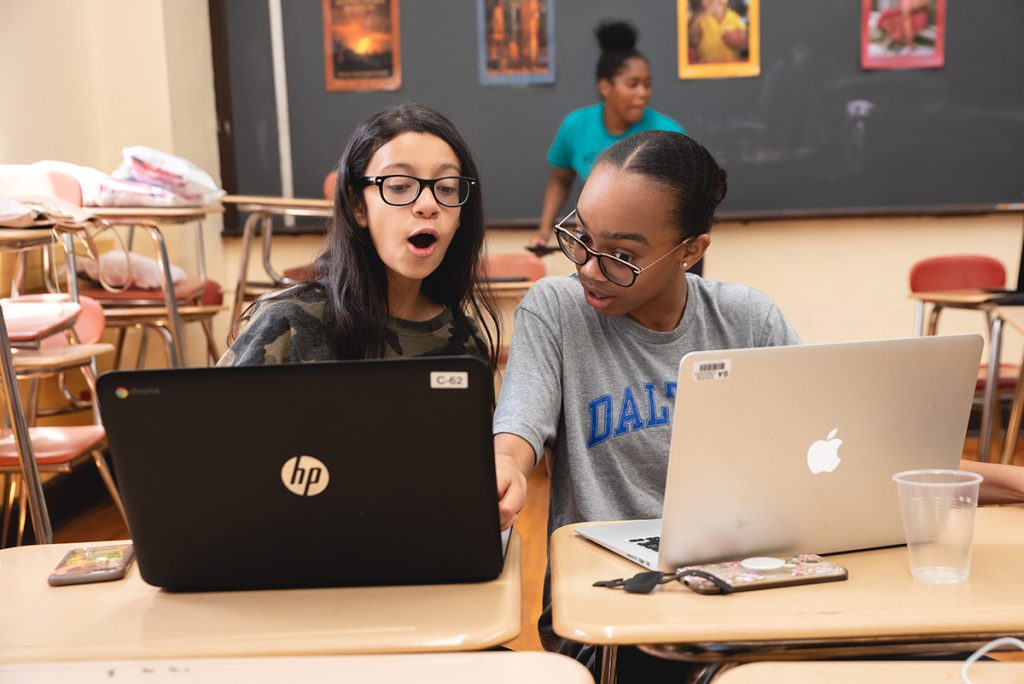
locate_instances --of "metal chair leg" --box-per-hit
[1000,361,1024,465]
[1,473,16,548]
[113,327,128,369]
[135,327,152,370]
[200,318,219,365]
[16,477,28,546]
[155,326,176,366]
[91,450,128,526]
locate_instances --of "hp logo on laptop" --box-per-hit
[280,455,330,497]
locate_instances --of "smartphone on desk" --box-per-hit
[48,543,135,586]
[681,554,847,595]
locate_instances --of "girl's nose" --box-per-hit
[412,185,440,217]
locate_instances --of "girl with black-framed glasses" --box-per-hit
[220,103,501,373]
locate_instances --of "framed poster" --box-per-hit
[477,0,555,86]
[322,0,401,91]
[861,0,945,70]
[678,0,760,80]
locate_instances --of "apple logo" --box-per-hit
[806,427,843,474]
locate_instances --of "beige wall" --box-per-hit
[2,0,1022,366]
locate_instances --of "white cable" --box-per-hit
[961,636,1024,683]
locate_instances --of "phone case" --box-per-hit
[681,554,848,594]
[48,543,135,586]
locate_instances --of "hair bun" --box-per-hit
[595,20,638,54]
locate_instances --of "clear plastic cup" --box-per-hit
[892,469,983,584]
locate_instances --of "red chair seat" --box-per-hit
[977,363,1021,392]
[200,279,223,306]
[282,264,317,282]
[0,425,105,466]
[79,275,209,304]
[480,253,546,282]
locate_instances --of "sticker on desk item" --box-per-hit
[692,359,731,382]
[430,371,469,389]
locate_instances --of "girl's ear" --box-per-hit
[682,234,711,270]
[598,78,612,100]
[353,197,369,228]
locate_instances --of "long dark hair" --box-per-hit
[313,102,500,367]
[595,20,646,82]
[597,130,728,239]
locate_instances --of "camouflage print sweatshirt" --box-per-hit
[217,284,490,367]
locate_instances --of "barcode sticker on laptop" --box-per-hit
[430,371,469,389]
[692,359,731,381]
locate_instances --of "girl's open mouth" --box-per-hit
[408,233,438,249]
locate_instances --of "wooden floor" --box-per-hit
[47,434,1024,653]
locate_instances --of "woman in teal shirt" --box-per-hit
[530,20,685,247]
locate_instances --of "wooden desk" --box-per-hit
[718,661,1024,683]
[87,205,222,367]
[995,306,1024,464]
[550,507,1024,684]
[222,194,331,323]
[0,533,522,663]
[0,652,593,683]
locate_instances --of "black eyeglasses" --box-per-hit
[359,175,476,208]
[552,209,691,288]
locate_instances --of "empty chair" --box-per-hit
[909,254,1018,462]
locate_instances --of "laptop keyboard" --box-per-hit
[629,536,661,552]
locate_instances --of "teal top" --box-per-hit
[546,103,686,181]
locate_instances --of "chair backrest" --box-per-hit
[909,255,1006,293]
[480,253,546,283]
[323,171,337,200]
[38,295,105,350]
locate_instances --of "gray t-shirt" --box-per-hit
[493,273,801,663]
[495,273,801,532]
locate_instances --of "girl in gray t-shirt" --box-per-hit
[493,130,798,679]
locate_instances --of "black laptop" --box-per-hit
[97,356,504,591]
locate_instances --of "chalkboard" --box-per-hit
[222,0,1024,228]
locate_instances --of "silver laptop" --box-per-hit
[577,334,983,571]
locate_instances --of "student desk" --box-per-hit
[717,660,1024,683]
[0,533,522,663]
[0,652,594,683]
[909,289,1014,463]
[88,206,222,367]
[221,195,332,324]
[995,305,1024,464]
[550,506,1024,684]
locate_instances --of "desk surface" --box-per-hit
[222,194,332,211]
[0,532,522,663]
[908,289,1000,305]
[998,305,1024,333]
[551,507,1024,649]
[0,652,593,684]
[88,206,223,222]
[718,661,1023,683]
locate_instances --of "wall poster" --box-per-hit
[678,0,760,80]
[861,0,946,70]
[323,0,401,91]
[477,0,555,86]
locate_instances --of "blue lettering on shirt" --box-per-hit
[644,383,670,427]
[587,381,677,450]
[587,394,613,448]
[614,387,644,436]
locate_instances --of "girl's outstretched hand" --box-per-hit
[495,452,529,530]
